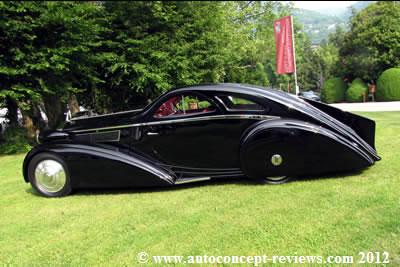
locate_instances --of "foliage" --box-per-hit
[313,42,340,90]
[0,1,298,121]
[0,2,104,128]
[290,22,342,93]
[295,32,321,91]
[328,25,346,48]
[320,77,347,103]
[176,96,211,111]
[345,78,368,102]
[337,1,400,81]
[376,68,400,101]
[0,127,32,155]
[95,1,232,111]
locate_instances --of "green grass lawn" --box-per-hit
[1,112,399,266]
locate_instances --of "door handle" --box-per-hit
[146,132,159,136]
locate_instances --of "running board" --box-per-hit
[174,177,211,184]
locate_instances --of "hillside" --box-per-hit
[293,1,375,44]
[292,8,345,44]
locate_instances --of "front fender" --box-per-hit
[23,142,175,188]
[240,119,374,178]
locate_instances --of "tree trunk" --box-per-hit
[68,94,80,115]
[5,96,19,126]
[43,94,65,129]
[319,71,324,91]
[21,113,37,139]
[20,105,42,139]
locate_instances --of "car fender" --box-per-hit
[23,142,175,188]
[240,119,374,178]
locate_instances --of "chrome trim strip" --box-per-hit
[70,114,279,133]
[75,130,121,142]
[70,109,143,121]
[214,96,265,112]
[53,144,174,183]
[175,177,211,184]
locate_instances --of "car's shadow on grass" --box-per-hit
[25,187,44,197]
[294,169,364,183]
[24,177,250,197]
[26,169,365,197]
[71,178,257,196]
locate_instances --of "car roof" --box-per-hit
[170,83,296,101]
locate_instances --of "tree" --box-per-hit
[314,42,339,90]
[338,1,400,81]
[216,1,299,89]
[328,25,345,48]
[0,2,103,131]
[0,2,45,134]
[1,1,304,135]
[93,1,233,112]
[295,32,321,91]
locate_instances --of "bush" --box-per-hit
[345,78,368,102]
[321,77,347,103]
[376,68,400,101]
[0,127,33,155]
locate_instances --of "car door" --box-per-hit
[134,92,251,169]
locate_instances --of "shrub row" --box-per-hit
[0,127,32,155]
[377,68,400,101]
[321,68,400,103]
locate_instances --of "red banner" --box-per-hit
[274,16,295,74]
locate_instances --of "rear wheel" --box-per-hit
[262,176,290,185]
[28,153,72,197]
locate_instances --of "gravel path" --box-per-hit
[330,101,400,112]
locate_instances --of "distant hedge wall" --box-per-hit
[321,77,347,103]
[377,68,400,101]
[345,78,368,102]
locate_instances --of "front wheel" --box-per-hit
[27,153,72,197]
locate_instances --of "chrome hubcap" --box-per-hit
[271,154,283,166]
[35,160,66,193]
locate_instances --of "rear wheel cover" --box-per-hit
[263,176,290,185]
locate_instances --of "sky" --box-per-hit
[293,1,357,11]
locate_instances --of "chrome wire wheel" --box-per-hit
[263,176,290,185]
[34,160,67,193]
[266,176,287,181]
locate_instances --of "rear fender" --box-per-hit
[302,98,376,149]
[240,119,374,178]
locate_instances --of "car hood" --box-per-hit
[63,109,143,132]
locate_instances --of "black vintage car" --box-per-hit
[23,84,380,197]
[299,90,321,102]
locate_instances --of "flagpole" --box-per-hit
[290,15,299,95]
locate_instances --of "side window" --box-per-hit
[218,95,264,111]
[154,94,215,118]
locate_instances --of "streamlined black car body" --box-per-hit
[23,84,380,197]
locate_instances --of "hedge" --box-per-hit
[377,68,400,101]
[321,77,347,103]
[345,78,368,102]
